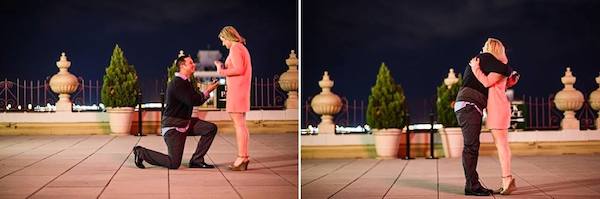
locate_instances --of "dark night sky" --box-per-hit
[0,0,297,102]
[302,0,600,123]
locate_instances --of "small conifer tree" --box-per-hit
[436,73,463,127]
[101,44,140,107]
[366,63,407,129]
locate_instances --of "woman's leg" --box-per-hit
[492,129,512,188]
[229,112,249,165]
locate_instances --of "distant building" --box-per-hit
[196,50,222,72]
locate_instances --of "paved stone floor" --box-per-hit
[302,155,600,199]
[0,134,298,199]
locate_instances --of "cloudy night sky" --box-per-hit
[1,0,297,102]
[302,0,600,123]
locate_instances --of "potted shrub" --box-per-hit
[367,63,407,158]
[101,44,140,135]
[436,69,463,158]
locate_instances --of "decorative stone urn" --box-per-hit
[589,73,600,128]
[554,67,584,130]
[444,68,459,89]
[49,52,79,112]
[278,50,298,109]
[310,71,342,134]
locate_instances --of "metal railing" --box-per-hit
[513,95,597,130]
[1,75,288,111]
[302,95,598,131]
[0,78,50,110]
[0,77,101,111]
[251,75,287,109]
[71,77,102,106]
[521,95,562,130]
[303,97,366,128]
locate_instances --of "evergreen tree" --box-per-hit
[167,60,178,83]
[366,63,407,129]
[436,73,463,127]
[101,44,140,107]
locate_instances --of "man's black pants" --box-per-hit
[456,105,484,190]
[137,118,217,169]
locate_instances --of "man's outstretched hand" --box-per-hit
[205,80,219,93]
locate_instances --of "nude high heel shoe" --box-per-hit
[493,175,517,195]
[229,156,250,171]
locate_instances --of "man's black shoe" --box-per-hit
[465,187,492,196]
[133,146,145,169]
[189,162,215,169]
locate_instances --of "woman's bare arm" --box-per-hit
[469,57,505,88]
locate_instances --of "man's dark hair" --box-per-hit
[175,55,192,70]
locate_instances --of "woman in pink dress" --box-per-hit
[214,26,252,171]
[469,38,519,195]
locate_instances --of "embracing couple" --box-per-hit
[455,38,520,196]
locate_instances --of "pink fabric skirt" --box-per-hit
[486,83,511,129]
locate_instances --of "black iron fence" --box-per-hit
[0,77,99,111]
[251,75,287,109]
[521,95,597,130]
[302,95,598,131]
[303,97,366,128]
[72,77,102,106]
[0,75,288,111]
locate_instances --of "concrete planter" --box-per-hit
[107,107,134,135]
[440,127,463,158]
[372,128,402,159]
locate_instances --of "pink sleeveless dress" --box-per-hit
[218,43,252,113]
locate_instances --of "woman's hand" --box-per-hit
[214,61,224,69]
[214,60,224,74]
[469,57,480,70]
[507,71,520,88]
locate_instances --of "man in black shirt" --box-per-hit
[455,53,508,196]
[133,55,219,169]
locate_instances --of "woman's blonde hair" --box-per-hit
[482,38,508,64]
[219,26,246,45]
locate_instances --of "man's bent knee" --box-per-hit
[168,158,182,169]
[209,123,218,134]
